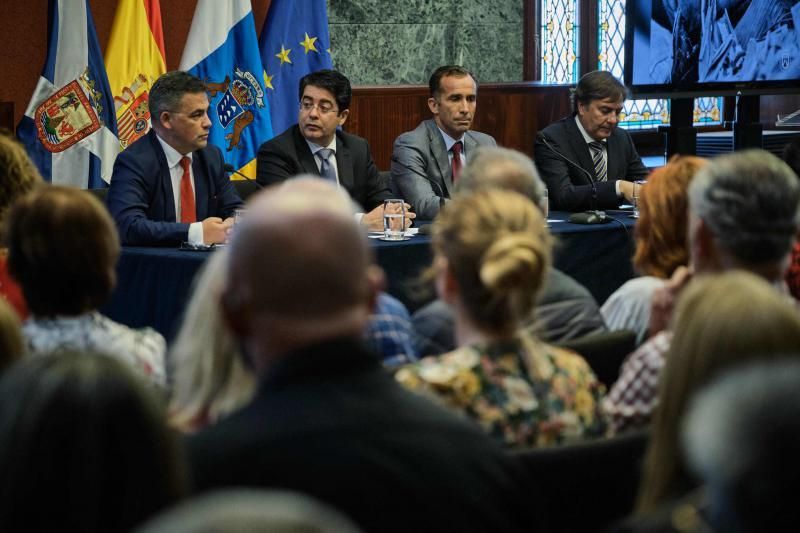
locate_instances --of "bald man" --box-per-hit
[187,178,539,533]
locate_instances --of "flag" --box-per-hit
[16,0,119,188]
[180,0,273,179]
[259,0,334,136]
[105,0,167,151]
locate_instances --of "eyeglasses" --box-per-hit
[299,101,337,115]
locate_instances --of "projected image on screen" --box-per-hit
[632,0,800,86]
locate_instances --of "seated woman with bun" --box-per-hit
[395,189,606,448]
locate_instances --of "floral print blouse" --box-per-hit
[395,335,607,448]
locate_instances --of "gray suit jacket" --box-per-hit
[391,119,496,220]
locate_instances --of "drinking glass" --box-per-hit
[539,188,549,226]
[631,180,646,219]
[383,199,406,240]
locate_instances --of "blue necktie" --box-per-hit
[317,148,336,183]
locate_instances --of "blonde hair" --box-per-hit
[637,271,800,511]
[169,251,256,432]
[0,133,43,245]
[433,189,552,332]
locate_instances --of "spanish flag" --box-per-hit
[105,0,166,150]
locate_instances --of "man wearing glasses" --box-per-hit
[107,71,243,246]
[256,70,409,230]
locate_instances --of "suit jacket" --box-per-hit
[391,119,496,220]
[107,130,242,246]
[535,115,648,211]
[256,125,392,211]
[188,337,540,533]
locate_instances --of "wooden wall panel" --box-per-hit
[348,83,573,170]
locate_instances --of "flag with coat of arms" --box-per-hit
[16,0,119,188]
[259,0,334,136]
[180,0,273,180]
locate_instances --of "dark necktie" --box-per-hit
[588,141,607,182]
[317,148,337,183]
[179,156,196,223]
[451,141,463,183]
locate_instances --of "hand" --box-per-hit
[202,217,233,245]
[361,202,416,232]
[619,180,635,203]
[647,265,693,337]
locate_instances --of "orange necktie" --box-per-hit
[179,156,196,223]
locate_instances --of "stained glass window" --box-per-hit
[540,0,579,83]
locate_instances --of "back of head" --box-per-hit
[572,70,627,111]
[638,271,800,510]
[0,352,186,532]
[433,189,551,332]
[688,149,800,268]
[299,69,352,112]
[0,132,43,246]
[148,71,206,129]
[782,138,800,179]
[136,489,362,533]
[634,155,707,278]
[223,178,376,354]
[7,186,120,316]
[456,146,546,204]
[684,360,800,533]
[428,65,476,97]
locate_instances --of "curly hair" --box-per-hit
[0,132,43,246]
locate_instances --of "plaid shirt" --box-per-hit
[602,330,673,434]
[364,293,418,368]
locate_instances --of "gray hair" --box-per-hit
[456,146,546,204]
[149,71,207,126]
[688,149,800,265]
[683,359,800,532]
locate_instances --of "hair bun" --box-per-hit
[479,232,546,295]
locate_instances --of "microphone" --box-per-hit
[223,163,263,189]
[537,132,602,215]
[390,155,446,211]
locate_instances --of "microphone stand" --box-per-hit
[537,132,604,217]
[223,164,263,189]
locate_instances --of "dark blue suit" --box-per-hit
[107,130,243,246]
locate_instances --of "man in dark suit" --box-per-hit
[188,178,539,533]
[391,65,496,220]
[107,71,242,246]
[535,70,648,211]
[256,70,410,231]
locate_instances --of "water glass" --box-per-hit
[383,199,406,240]
[539,188,549,224]
[631,180,645,219]
[234,208,246,226]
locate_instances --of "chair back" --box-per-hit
[555,329,636,387]
[515,430,649,533]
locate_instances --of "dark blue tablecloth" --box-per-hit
[102,210,636,340]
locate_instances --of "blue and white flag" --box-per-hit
[180,0,273,179]
[259,0,333,136]
[16,0,119,188]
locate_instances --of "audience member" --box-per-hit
[188,178,538,533]
[168,250,256,432]
[601,156,707,345]
[636,272,800,513]
[412,146,606,356]
[136,489,361,533]
[391,65,496,219]
[256,70,406,231]
[396,189,607,447]
[535,70,648,211]
[683,360,800,533]
[0,352,187,532]
[8,186,166,385]
[107,71,242,246]
[781,138,800,298]
[604,149,800,434]
[0,132,43,318]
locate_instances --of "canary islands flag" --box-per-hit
[105,0,167,151]
[180,0,273,179]
[16,0,119,188]
[259,0,334,136]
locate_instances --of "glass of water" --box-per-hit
[539,188,549,226]
[631,180,645,219]
[383,199,406,240]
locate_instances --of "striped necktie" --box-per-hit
[317,148,337,183]
[588,141,607,182]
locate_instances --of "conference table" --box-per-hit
[101,210,636,340]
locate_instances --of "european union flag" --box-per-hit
[180,0,273,179]
[259,0,333,136]
[16,0,119,188]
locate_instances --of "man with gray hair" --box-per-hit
[604,149,800,433]
[412,146,607,356]
[187,178,539,533]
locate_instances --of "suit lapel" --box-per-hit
[565,118,599,184]
[606,131,620,182]
[426,120,453,197]
[192,153,210,220]
[148,131,178,221]
[293,126,321,176]
[335,132,354,192]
